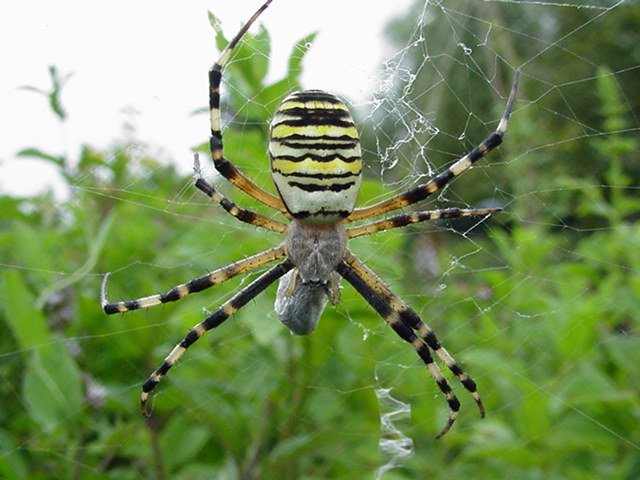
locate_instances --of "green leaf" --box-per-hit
[16,148,65,168]
[160,416,211,471]
[35,211,115,309]
[1,271,52,350]
[0,197,29,224]
[0,429,28,480]
[19,65,71,121]
[207,10,228,52]
[265,434,314,466]
[23,342,84,432]
[8,221,58,288]
[47,65,71,120]
[603,336,640,387]
[241,25,271,89]
[286,33,317,84]
[555,361,633,409]
[1,271,84,432]
[253,33,318,115]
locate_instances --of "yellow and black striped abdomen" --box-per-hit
[269,90,362,224]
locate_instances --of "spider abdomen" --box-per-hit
[269,90,362,224]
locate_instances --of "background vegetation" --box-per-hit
[1,1,639,478]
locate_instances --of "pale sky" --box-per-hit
[0,0,411,197]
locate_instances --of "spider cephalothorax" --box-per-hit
[277,220,346,335]
[102,0,519,438]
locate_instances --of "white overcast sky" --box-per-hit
[0,0,411,197]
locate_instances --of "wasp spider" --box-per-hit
[101,0,519,438]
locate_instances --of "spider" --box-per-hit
[101,0,519,439]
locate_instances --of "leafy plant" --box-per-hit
[1,11,639,480]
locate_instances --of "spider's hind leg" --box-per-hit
[140,259,293,415]
[336,251,484,438]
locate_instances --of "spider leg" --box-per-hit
[337,251,484,438]
[101,245,286,314]
[347,207,501,239]
[140,259,294,416]
[209,0,287,214]
[194,154,287,233]
[347,71,519,223]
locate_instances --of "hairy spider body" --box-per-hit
[276,221,346,334]
[101,0,519,438]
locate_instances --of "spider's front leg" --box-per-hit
[193,154,287,233]
[207,0,286,213]
[347,70,520,222]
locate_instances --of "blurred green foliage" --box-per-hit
[1,3,639,479]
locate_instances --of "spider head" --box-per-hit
[269,90,363,224]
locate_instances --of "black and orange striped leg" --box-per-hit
[342,251,484,415]
[347,207,501,239]
[140,259,294,416]
[337,251,484,438]
[193,155,287,233]
[101,245,286,314]
[208,0,286,213]
[347,70,519,223]
[335,260,460,438]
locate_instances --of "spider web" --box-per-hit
[2,0,639,478]
[353,1,640,476]
[355,1,640,476]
